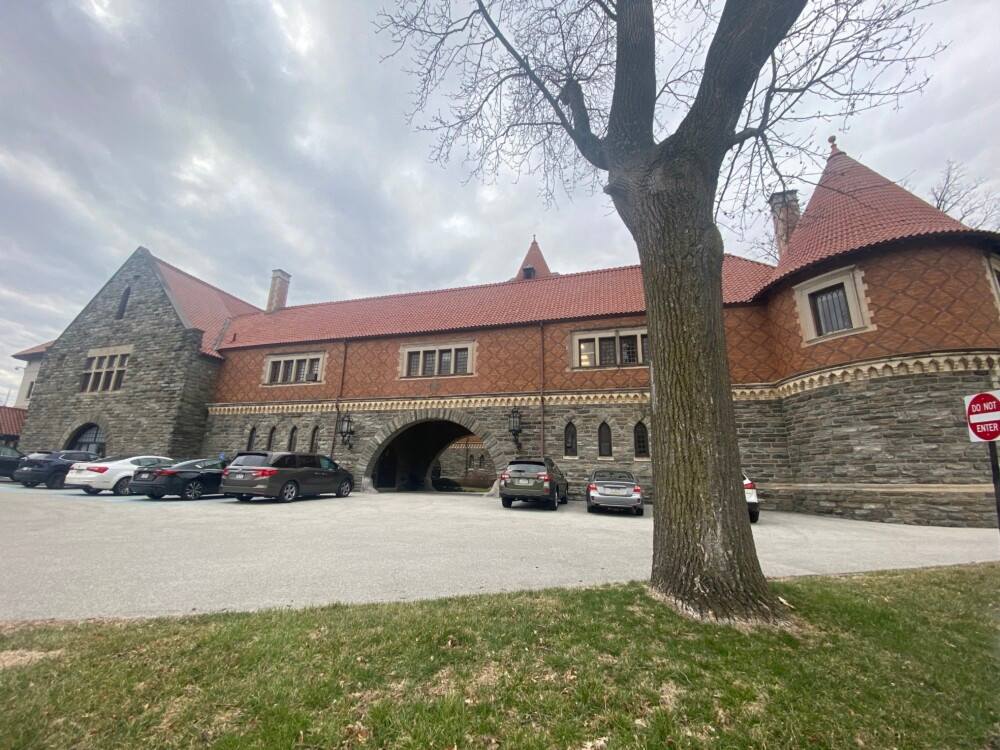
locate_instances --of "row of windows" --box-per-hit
[79,351,130,393]
[265,355,322,385]
[404,346,470,378]
[576,330,650,368]
[246,424,323,453]
[563,421,649,459]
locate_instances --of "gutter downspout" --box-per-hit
[333,340,348,459]
[539,321,546,459]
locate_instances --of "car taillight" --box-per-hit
[157,469,177,476]
[222,468,229,477]
[499,472,509,484]
[743,479,756,490]
[536,472,550,482]
[253,468,279,478]
[586,483,597,492]
[634,485,642,494]
[86,466,109,473]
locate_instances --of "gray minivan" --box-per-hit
[221,451,353,502]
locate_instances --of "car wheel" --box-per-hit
[501,497,513,508]
[21,481,38,488]
[559,486,568,504]
[548,491,558,511]
[112,477,132,496]
[146,492,165,499]
[279,481,299,503]
[46,472,66,490]
[237,494,253,502]
[749,506,760,524]
[182,480,204,500]
[336,479,352,498]
[634,505,645,516]
[83,488,102,496]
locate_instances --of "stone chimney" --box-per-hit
[768,190,800,259]
[266,269,291,313]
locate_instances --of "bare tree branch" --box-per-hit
[929,160,1000,229]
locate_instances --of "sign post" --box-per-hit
[964,390,1000,532]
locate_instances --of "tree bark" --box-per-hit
[609,151,782,624]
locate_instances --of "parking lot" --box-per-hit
[1,479,997,621]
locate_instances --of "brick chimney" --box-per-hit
[768,190,800,258]
[266,269,291,313]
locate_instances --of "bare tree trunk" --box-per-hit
[610,155,781,624]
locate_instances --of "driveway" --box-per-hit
[0,481,997,620]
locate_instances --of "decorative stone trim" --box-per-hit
[205,350,1000,414]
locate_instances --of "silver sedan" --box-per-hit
[585,469,644,516]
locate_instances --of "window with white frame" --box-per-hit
[263,353,325,385]
[793,266,874,344]
[400,343,474,378]
[989,254,1000,313]
[572,327,650,368]
[79,346,132,393]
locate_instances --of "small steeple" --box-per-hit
[513,237,553,280]
[828,134,841,157]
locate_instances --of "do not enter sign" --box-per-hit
[965,390,1000,442]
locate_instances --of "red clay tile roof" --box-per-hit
[12,340,54,360]
[219,254,769,350]
[0,406,26,438]
[152,255,261,356]
[513,239,553,279]
[770,147,974,286]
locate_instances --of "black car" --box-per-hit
[0,446,24,479]
[130,457,228,500]
[13,450,101,489]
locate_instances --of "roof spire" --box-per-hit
[828,134,840,157]
[513,236,553,280]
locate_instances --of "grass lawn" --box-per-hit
[1,564,997,749]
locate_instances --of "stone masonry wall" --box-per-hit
[18,249,220,459]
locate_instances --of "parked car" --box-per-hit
[744,472,760,523]
[13,450,101,489]
[585,469,644,516]
[221,451,353,502]
[130,457,228,500]
[65,455,174,495]
[498,457,569,510]
[0,445,24,479]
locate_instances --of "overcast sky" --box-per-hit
[2,0,998,403]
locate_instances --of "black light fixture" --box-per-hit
[508,406,522,450]
[338,412,355,450]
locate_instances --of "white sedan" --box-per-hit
[743,473,760,524]
[66,455,174,496]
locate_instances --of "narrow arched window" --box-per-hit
[115,287,131,319]
[309,426,319,453]
[287,426,298,452]
[266,426,276,451]
[478,454,485,469]
[564,423,577,457]
[634,422,650,458]
[246,426,257,451]
[598,422,612,457]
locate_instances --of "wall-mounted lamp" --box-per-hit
[508,406,522,451]
[338,412,355,450]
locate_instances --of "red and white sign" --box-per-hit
[964,390,1000,442]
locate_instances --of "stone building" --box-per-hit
[14,144,1000,525]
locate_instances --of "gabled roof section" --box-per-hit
[12,340,54,360]
[771,145,973,285]
[218,253,768,350]
[150,253,261,357]
[513,238,553,280]
[0,406,26,438]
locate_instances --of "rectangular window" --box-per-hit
[263,353,326,385]
[422,350,436,376]
[619,335,638,365]
[438,350,452,375]
[400,344,474,378]
[80,347,131,393]
[578,339,596,368]
[406,351,421,377]
[809,283,853,336]
[598,337,617,366]
[641,334,649,363]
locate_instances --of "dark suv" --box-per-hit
[13,450,101,489]
[499,457,569,510]
[221,452,354,502]
[0,446,24,479]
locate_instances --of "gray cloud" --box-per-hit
[2,0,997,401]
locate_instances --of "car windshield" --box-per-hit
[229,453,269,467]
[27,453,53,459]
[593,470,635,482]
[92,455,131,463]
[171,459,205,470]
[507,462,545,472]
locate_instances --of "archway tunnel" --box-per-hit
[370,420,498,492]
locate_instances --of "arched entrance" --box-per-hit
[65,423,107,456]
[360,411,508,492]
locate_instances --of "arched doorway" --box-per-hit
[66,423,106,456]
[362,413,507,492]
